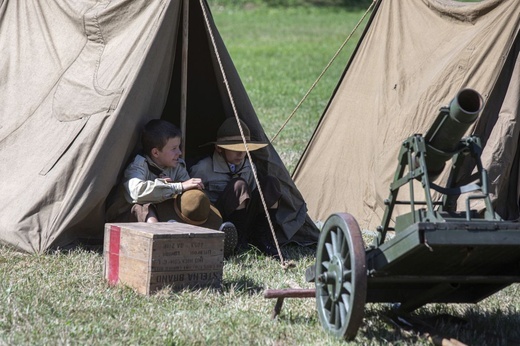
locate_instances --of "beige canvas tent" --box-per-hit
[294,0,520,230]
[0,0,319,253]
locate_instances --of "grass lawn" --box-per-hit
[212,4,368,172]
[2,1,519,345]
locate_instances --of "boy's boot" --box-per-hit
[227,209,251,252]
[218,222,238,259]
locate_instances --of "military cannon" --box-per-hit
[265,89,520,340]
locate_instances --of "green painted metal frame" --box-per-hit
[374,134,500,247]
[367,126,520,310]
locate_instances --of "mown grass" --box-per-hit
[2,1,519,345]
[2,243,520,345]
[212,4,369,172]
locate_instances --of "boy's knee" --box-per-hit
[232,177,249,191]
[259,175,282,208]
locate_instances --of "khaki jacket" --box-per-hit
[105,155,189,221]
[124,154,189,203]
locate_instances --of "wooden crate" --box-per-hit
[104,222,224,295]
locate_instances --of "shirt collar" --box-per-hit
[212,151,250,173]
[144,156,163,168]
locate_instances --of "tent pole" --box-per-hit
[181,0,189,157]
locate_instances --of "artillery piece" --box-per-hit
[265,89,520,340]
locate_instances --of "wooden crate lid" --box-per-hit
[105,222,225,239]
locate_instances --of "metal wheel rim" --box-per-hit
[315,213,367,340]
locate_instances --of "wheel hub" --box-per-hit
[318,254,344,301]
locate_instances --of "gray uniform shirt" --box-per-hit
[189,151,256,204]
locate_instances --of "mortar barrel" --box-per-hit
[424,88,483,177]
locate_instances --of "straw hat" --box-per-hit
[213,118,268,151]
[164,190,222,230]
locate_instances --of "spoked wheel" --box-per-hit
[315,213,367,340]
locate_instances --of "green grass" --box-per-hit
[211,5,369,172]
[2,2,519,345]
[2,243,520,345]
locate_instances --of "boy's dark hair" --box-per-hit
[141,119,182,155]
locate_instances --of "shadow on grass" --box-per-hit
[221,276,265,295]
[265,301,520,344]
[272,313,318,326]
[50,239,104,254]
[281,243,316,261]
[361,304,520,345]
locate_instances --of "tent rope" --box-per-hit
[198,0,288,266]
[270,0,377,143]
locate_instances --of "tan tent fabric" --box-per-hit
[293,0,520,230]
[0,0,319,253]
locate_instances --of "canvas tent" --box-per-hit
[294,0,520,231]
[0,0,319,253]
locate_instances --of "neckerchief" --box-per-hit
[223,156,246,179]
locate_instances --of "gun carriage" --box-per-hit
[265,89,520,340]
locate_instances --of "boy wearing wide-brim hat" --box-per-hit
[190,118,282,256]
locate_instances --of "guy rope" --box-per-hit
[198,0,290,267]
[199,0,376,267]
[270,0,377,144]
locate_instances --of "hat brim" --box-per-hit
[155,199,223,231]
[215,142,268,151]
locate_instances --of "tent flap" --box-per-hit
[0,0,318,252]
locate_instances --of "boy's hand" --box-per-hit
[181,178,204,191]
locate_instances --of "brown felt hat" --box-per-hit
[213,118,268,151]
[170,190,222,230]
